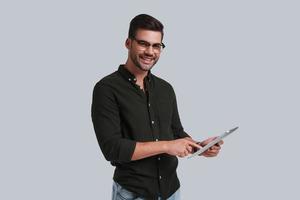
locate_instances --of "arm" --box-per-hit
[131,141,167,161]
[131,139,201,160]
[91,83,136,163]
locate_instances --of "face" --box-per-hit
[126,29,163,72]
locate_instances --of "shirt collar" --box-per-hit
[118,65,152,83]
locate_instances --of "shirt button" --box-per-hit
[128,78,131,81]
[158,157,161,161]
[159,176,162,180]
[151,120,154,124]
[133,78,136,81]
[155,139,158,141]
[148,103,151,107]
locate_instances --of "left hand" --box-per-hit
[199,137,224,157]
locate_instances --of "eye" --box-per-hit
[137,41,149,47]
[153,44,162,49]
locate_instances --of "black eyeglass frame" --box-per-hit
[131,37,166,51]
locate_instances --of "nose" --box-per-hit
[144,46,155,55]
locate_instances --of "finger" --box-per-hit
[179,151,188,157]
[178,152,184,157]
[203,150,218,157]
[186,146,193,153]
[184,150,189,156]
[203,153,217,157]
[201,137,217,146]
[207,149,219,154]
[211,146,220,150]
[208,151,219,156]
[187,141,202,149]
[210,145,221,150]
[215,141,224,147]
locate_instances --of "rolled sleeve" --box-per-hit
[91,82,136,162]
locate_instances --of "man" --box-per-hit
[91,14,223,200]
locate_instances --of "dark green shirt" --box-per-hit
[91,65,189,199]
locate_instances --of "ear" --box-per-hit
[125,38,131,49]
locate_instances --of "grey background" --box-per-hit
[1,0,299,199]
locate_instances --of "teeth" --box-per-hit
[141,57,153,63]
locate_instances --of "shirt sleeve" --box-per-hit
[91,82,136,163]
[170,87,190,139]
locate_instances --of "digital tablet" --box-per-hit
[188,126,239,159]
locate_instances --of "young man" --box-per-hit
[91,14,223,200]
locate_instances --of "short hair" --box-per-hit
[128,14,164,41]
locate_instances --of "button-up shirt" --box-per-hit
[91,65,189,199]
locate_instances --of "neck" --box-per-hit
[124,60,148,83]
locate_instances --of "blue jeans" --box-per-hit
[112,181,180,200]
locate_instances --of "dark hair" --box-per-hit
[128,14,164,41]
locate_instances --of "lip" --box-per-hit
[140,56,154,64]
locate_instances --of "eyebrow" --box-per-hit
[136,39,162,45]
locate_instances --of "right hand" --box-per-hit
[165,138,201,158]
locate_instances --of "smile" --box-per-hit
[140,56,154,64]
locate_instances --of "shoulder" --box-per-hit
[93,69,126,93]
[92,71,122,99]
[95,71,120,87]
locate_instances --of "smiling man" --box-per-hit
[91,14,223,200]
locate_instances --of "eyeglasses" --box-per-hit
[132,37,166,53]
